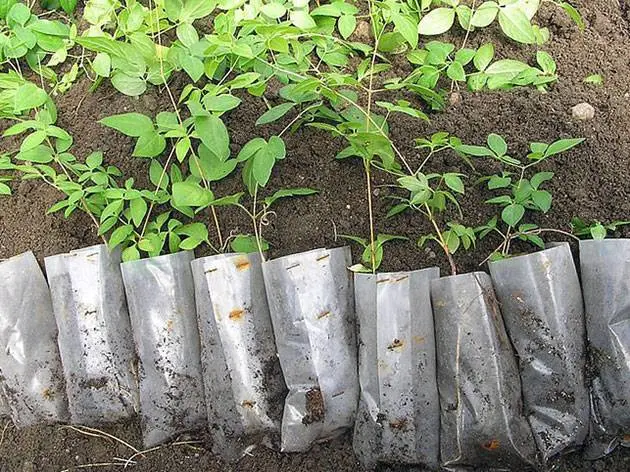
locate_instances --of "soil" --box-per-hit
[1,0,630,470]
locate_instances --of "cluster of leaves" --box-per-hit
[386,42,558,106]
[469,134,584,260]
[570,218,630,240]
[0,0,591,268]
[0,1,77,87]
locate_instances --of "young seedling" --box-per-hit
[584,74,604,86]
[340,233,408,273]
[390,169,476,275]
[570,217,630,240]
[467,133,584,261]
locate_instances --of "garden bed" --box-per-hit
[1,0,630,470]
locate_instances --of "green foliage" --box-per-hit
[584,74,603,86]
[467,134,584,258]
[0,1,76,84]
[570,218,630,240]
[341,233,407,273]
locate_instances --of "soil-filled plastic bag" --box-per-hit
[353,268,440,470]
[0,391,9,417]
[580,239,630,458]
[431,272,538,471]
[44,245,139,425]
[489,243,589,461]
[191,253,285,460]
[121,251,205,448]
[262,247,358,452]
[0,252,68,426]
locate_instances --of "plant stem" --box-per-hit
[425,204,457,276]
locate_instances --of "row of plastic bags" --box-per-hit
[0,240,628,471]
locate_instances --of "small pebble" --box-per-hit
[571,102,595,121]
[449,92,462,106]
[346,204,351,210]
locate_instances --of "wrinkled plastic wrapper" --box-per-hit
[0,391,9,417]
[121,252,206,448]
[580,239,630,458]
[431,272,538,471]
[489,243,589,461]
[353,268,440,470]
[0,252,69,426]
[45,245,139,425]
[262,247,358,452]
[191,253,285,460]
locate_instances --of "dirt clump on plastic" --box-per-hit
[302,388,325,425]
[1,0,630,470]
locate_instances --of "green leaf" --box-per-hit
[256,102,296,126]
[230,234,269,253]
[172,181,214,207]
[111,72,147,96]
[92,52,111,77]
[149,159,169,189]
[486,195,513,205]
[454,144,495,157]
[60,0,77,14]
[485,59,530,76]
[130,197,148,227]
[444,230,460,254]
[473,43,494,71]
[264,187,318,207]
[444,174,464,193]
[180,0,216,21]
[203,94,241,112]
[0,182,11,195]
[16,145,53,163]
[498,7,536,44]
[237,137,267,162]
[532,190,552,212]
[109,225,134,249]
[134,131,166,158]
[252,146,276,187]
[86,151,103,169]
[338,14,357,40]
[590,224,606,240]
[559,2,584,31]
[471,2,498,27]
[536,51,556,75]
[502,203,525,227]
[261,2,286,19]
[14,83,48,112]
[544,138,584,157]
[447,62,466,82]
[290,9,317,29]
[176,22,199,48]
[487,133,507,156]
[418,7,455,35]
[181,54,205,82]
[530,171,554,189]
[488,175,511,189]
[100,113,154,137]
[194,115,230,160]
[584,74,603,86]
[392,13,417,48]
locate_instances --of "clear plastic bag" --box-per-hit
[262,247,359,452]
[121,252,206,447]
[431,272,538,471]
[191,252,285,460]
[353,268,440,470]
[579,239,630,458]
[489,243,589,461]
[45,244,139,425]
[0,252,69,426]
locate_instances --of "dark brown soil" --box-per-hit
[1,0,630,470]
